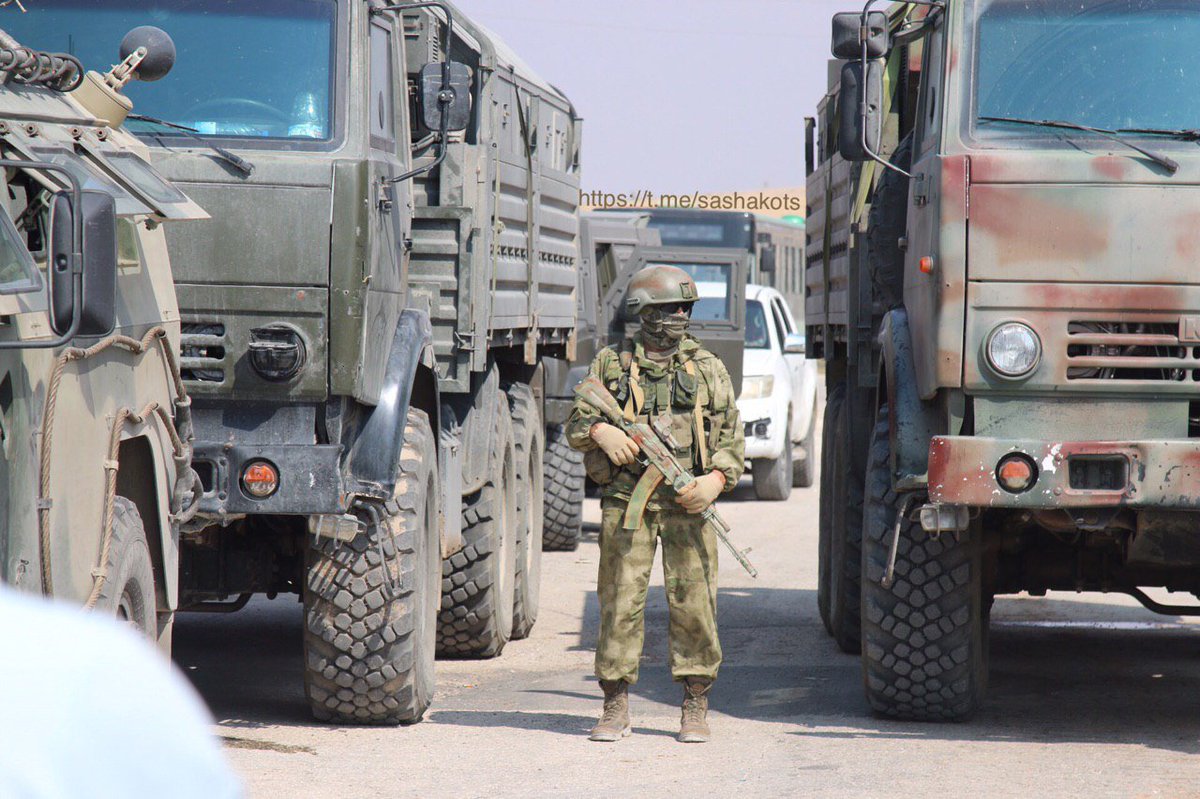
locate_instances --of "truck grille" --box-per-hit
[1066,321,1195,382]
[180,322,227,383]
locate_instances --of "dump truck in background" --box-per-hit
[0,26,202,647]
[7,0,582,724]
[808,0,1200,720]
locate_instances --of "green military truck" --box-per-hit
[8,1,581,724]
[0,25,203,647]
[808,0,1200,720]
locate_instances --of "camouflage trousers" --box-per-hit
[595,498,722,685]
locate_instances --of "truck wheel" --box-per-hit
[817,385,844,636]
[438,390,517,658]
[792,411,816,488]
[829,386,863,654]
[95,497,156,639]
[543,423,584,551]
[303,407,440,725]
[506,383,543,640]
[752,420,793,501]
[861,404,988,721]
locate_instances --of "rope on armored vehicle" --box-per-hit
[38,326,198,599]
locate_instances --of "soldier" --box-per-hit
[567,265,745,744]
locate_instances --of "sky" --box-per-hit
[457,0,853,196]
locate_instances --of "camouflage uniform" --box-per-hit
[567,333,744,685]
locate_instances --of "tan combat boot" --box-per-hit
[589,680,631,742]
[678,677,712,743]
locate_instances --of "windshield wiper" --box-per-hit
[979,116,1179,175]
[1118,127,1200,142]
[127,113,255,177]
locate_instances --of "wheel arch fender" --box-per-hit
[877,308,944,489]
[114,432,176,613]
[345,309,440,495]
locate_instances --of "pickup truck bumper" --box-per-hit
[927,436,1200,509]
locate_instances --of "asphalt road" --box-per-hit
[174,448,1200,798]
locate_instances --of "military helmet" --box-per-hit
[624,264,698,314]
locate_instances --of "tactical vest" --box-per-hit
[612,338,710,473]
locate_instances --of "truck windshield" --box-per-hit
[974,0,1200,134]
[667,262,732,322]
[4,0,337,142]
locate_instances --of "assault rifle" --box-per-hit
[575,375,758,578]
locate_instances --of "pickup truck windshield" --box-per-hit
[4,0,337,142]
[974,0,1200,133]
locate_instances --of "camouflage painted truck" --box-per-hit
[7,1,581,723]
[0,26,203,647]
[807,0,1200,720]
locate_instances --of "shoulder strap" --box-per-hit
[620,339,644,422]
[684,360,709,471]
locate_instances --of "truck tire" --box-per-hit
[792,410,816,488]
[438,390,517,658]
[868,134,914,310]
[829,385,863,654]
[94,497,156,639]
[861,405,988,721]
[817,386,844,636]
[506,383,543,640]
[543,423,584,551]
[752,419,793,501]
[304,407,440,725]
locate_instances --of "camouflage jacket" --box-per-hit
[566,333,745,510]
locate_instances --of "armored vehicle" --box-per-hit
[808,0,1200,720]
[0,26,202,648]
[8,1,582,724]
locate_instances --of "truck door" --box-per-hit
[612,247,749,391]
[901,16,958,395]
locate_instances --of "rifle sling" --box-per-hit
[623,463,664,530]
[683,359,709,472]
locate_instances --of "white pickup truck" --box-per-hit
[737,284,819,500]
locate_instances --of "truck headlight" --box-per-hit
[986,322,1041,378]
[740,375,775,400]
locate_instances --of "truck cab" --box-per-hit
[808,0,1200,720]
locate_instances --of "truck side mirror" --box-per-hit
[760,244,777,275]
[784,333,807,355]
[49,190,118,337]
[832,11,889,59]
[837,60,884,162]
[419,61,472,133]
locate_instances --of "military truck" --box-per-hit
[7,1,581,724]
[0,25,202,649]
[808,0,1200,720]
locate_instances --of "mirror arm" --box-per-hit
[857,0,944,178]
[0,159,83,351]
[375,1,457,185]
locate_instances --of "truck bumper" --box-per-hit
[739,395,787,460]
[928,436,1200,509]
[193,442,347,518]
